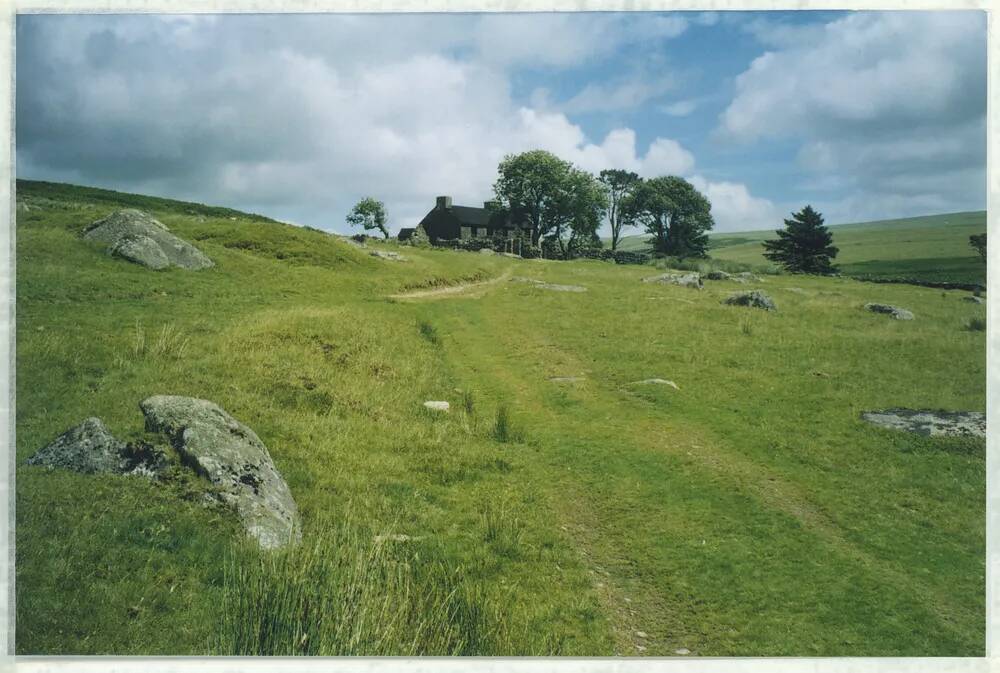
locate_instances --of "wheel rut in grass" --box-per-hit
[434,309,978,654]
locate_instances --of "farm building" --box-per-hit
[401,196,529,243]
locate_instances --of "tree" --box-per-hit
[598,169,642,250]
[346,197,389,239]
[562,169,608,255]
[492,150,606,251]
[627,176,713,258]
[970,233,987,263]
[762,205,838,273]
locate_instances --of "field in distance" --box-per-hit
[16,180,985,657]
[615,211,987,286]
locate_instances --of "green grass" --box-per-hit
[16,180,985,656]
[615,211,987,285]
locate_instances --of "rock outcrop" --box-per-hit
[723,291,777,311]
[864,303,914,320]
[83,209,214,270]
[140,395,301,549]
[26,417,166,477]
[861,409,985,438]
[511,277,587,292]
[642,272,703,289]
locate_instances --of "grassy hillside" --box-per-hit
[16,180,985,656]
[616,211,987,285]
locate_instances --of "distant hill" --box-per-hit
[614,211,987,285]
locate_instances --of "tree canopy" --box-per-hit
[492,150,607,252]
[598,169,642,251]
[346,197,389,239]
[762,205,838,274]
[627,176,713,258]
[970,233,987,263]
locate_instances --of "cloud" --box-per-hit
[562,75,678,115]
[16,13,778,236]
[661,99,698,117]
[718,11,985,221]
[689,175,781,232]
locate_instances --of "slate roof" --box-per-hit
[450,205,494,227]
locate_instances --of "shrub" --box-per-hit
[965,316,986,332]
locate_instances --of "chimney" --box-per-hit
[436,196,452,210]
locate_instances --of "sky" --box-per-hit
[16,11,987,235]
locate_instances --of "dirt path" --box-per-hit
[388,268,514,300]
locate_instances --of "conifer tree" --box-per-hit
[762,205,838,273]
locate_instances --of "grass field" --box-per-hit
[16,180,986,656]
[616,211,987,286]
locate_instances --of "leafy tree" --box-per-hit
[598,169,642,250]
[970,233,987,263]
[346,197,389,239]
[762,205,838,273]
[492,150,606,250]
[561,169,608,255]
[627,176,713,257]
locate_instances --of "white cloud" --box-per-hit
[661,99,698,117]
[689,175,781,232]
[719,11,985,222]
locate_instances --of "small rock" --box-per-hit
[964,296,985,304]
[642,272,702,289]
[675,648,691,655]
[549,376,585,383]
[636,631,648,638]
[478,248,496,256]
[636,645,647,652]
[861,408,985,438]
[634,378,679,389]
[500,252,522,258]
[25,417,167,477]
[374,533,422,543]
[140,395,301,549]
[423,400,450,412]
[864,303,914,320]
[723,290,776,311]
[370,250,407,261]
[703,270,731,281]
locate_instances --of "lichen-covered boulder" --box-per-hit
[25,417,166,477]
[865,303,914,320]
[861,409,985,438]
[140,395,301,549]
[723,290,776,311]
[642,272,703,289]
[84,209,214,270]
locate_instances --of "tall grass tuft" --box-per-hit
[215,522,535,656]
[462,390,475,415]
[480,498,524,559]
[491,404,519,443]
[740,318,754,336]
[418,319,441,346]
[119,321,190,365]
